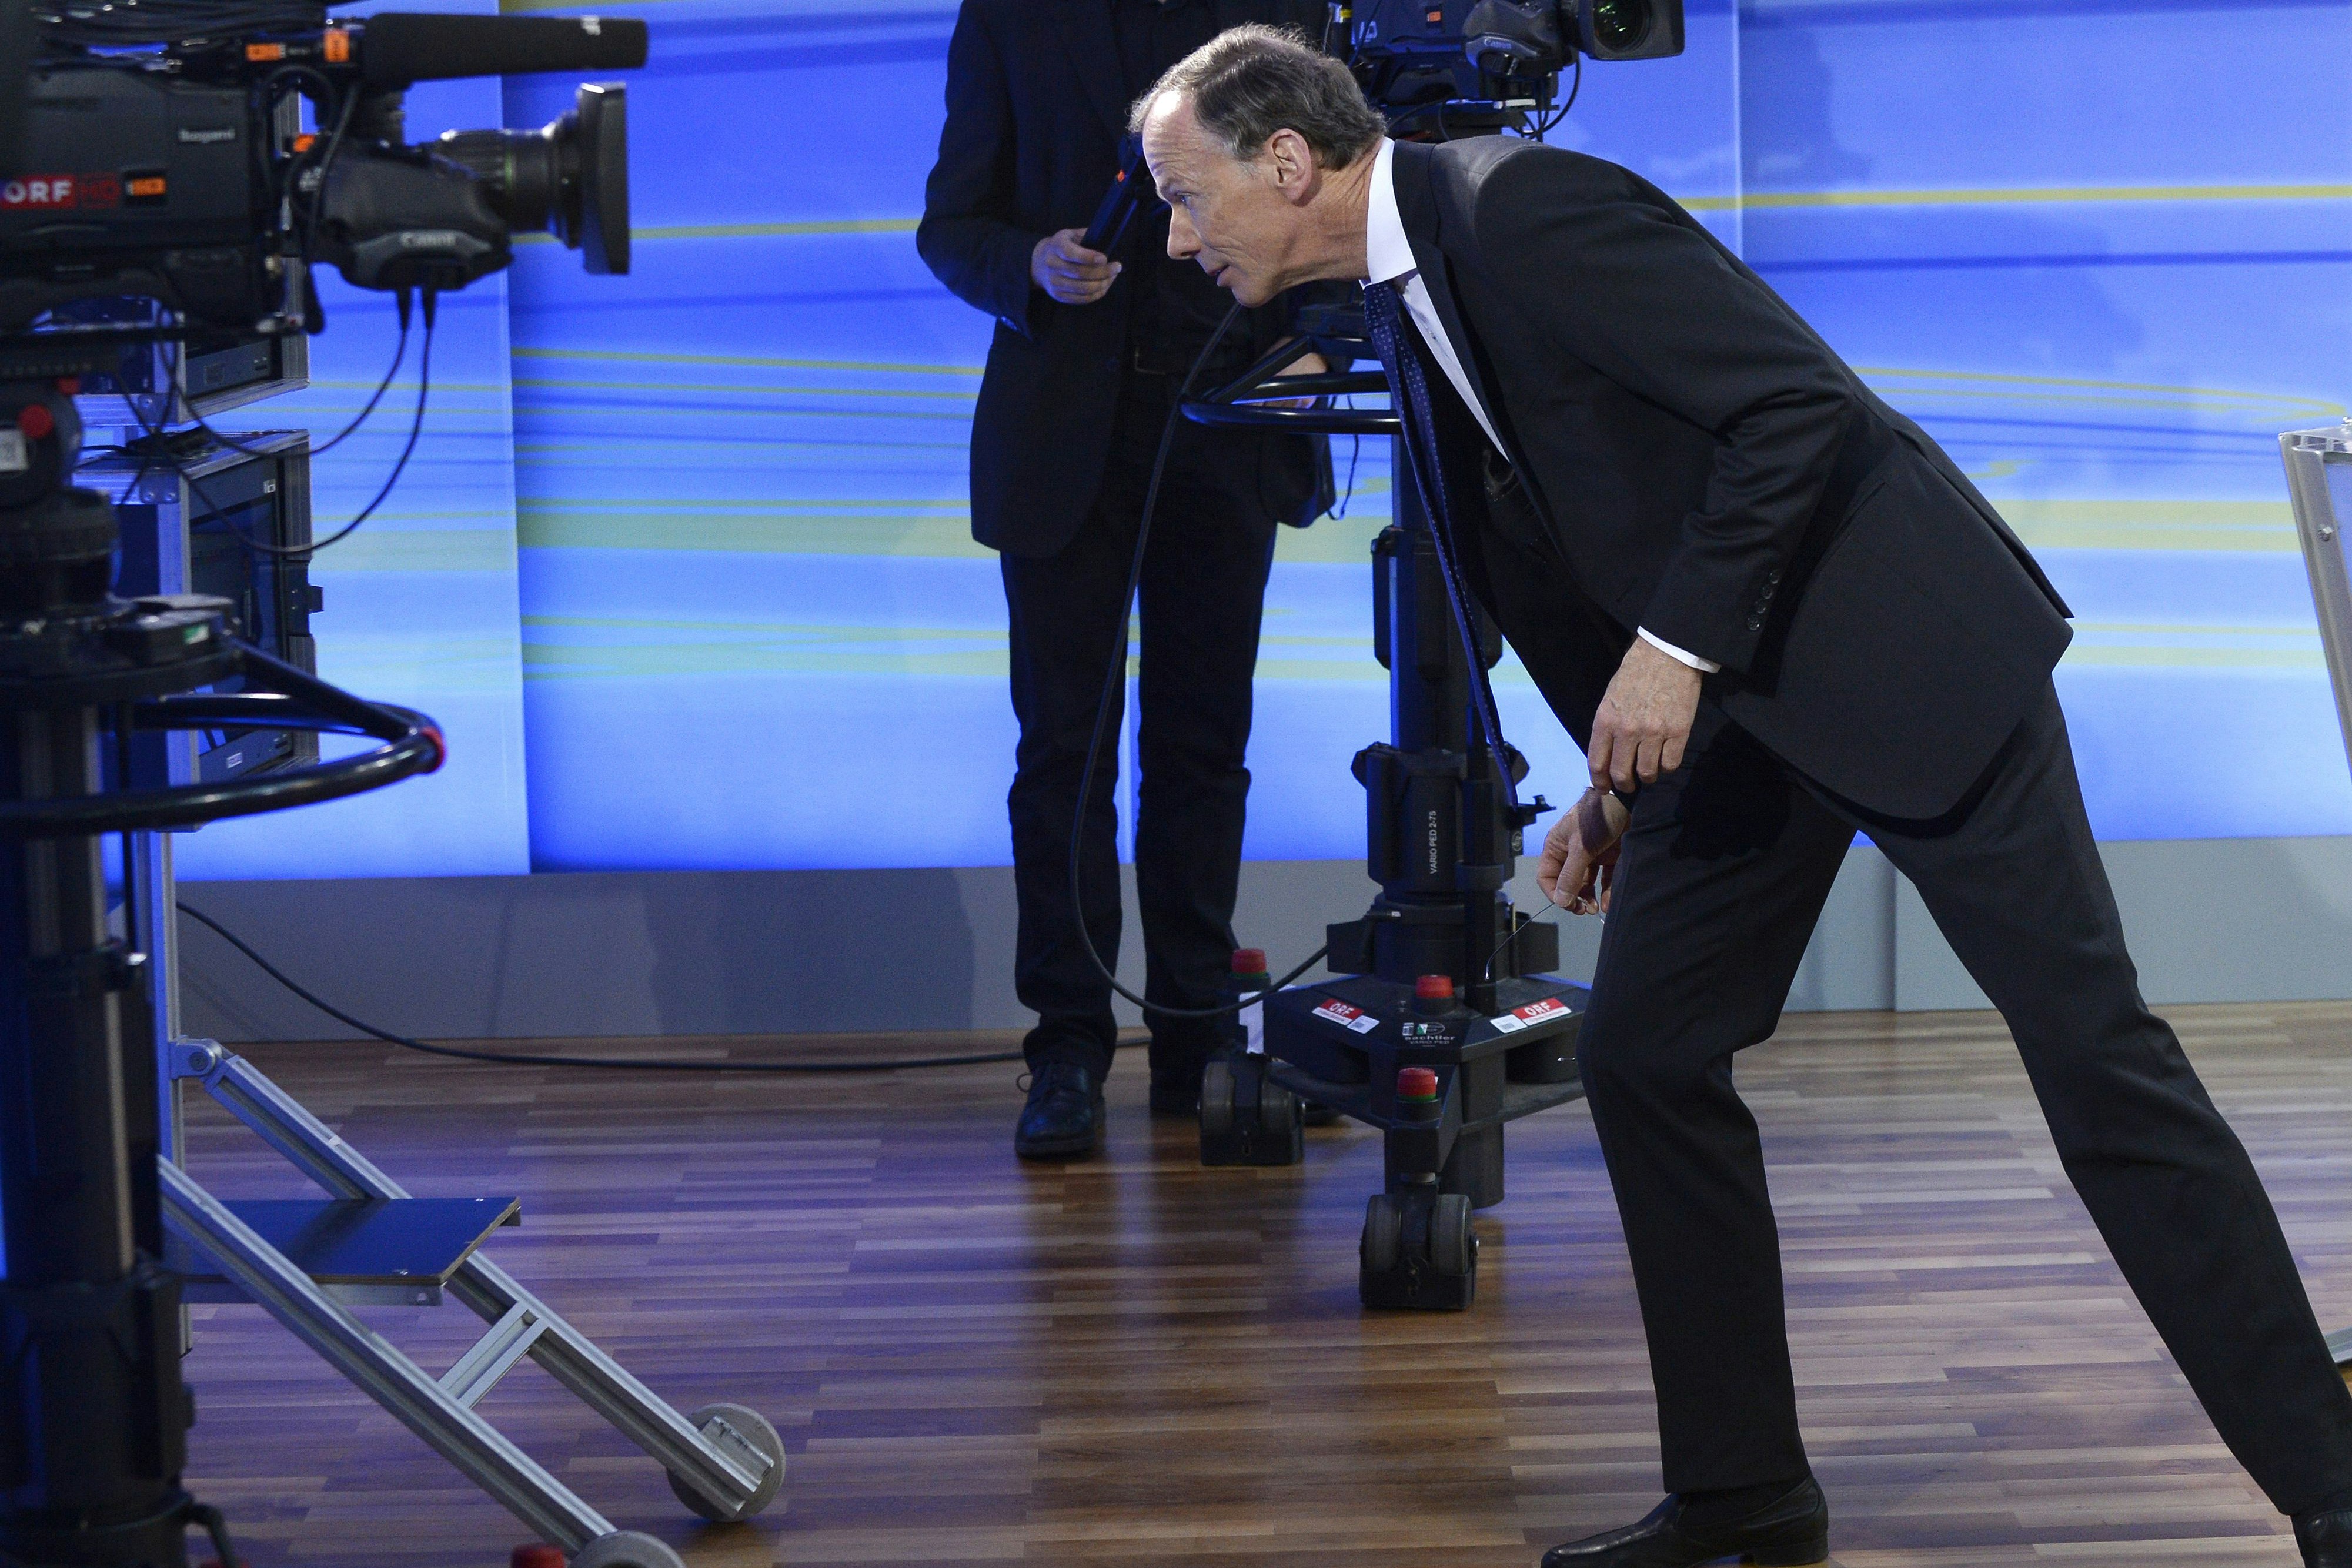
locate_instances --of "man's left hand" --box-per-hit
[1588,637,1703,792]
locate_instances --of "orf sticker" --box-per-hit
[0,175,119,210]
[2,176,80,210]
[1312,998,1381,1035]
[1490,996,1572,1034]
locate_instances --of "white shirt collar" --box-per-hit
[1364,138,1415,285]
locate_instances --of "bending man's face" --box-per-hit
[1141,96,1298,308]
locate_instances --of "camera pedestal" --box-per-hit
[1182,312,1590,1312]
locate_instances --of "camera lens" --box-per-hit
[1589,0,1650,52]
[436,82,629,276]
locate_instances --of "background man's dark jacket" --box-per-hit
[918,0,1331,557]
[1392,137,2074,819]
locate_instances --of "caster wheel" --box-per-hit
[572,1531,685,1568]
[1200,1056,1236,1145]
[1361,1192,1402,1276]
[1259,1072,1301,1136]
[1430,1192,1477,1277]
[1361,1189,1476,1310]
[667,1400,786,1521]
[1204,1052,1305,1166]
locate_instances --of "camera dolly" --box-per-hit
[1181,305,1589,1312]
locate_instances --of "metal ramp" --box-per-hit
[144,835,783,1567]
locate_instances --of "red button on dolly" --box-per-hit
[1412,973,1455,1015]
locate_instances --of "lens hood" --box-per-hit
[574,82,628,276]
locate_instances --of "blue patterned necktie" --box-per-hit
[1361,278,1523,813]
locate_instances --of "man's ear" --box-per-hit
[1266,127,1319,206]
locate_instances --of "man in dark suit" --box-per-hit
[919,0,1334,1159]
[1130,26,2352,1568]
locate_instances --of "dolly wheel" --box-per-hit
[667,1400,786,1521]
[1430,1192,1477,1278]
[1201,1057,1237,1144]
[571,1532,684,1568]
[1259,1072,1302,1141]
[1362,1192,1404,1277]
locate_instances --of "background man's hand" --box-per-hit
[1536,788,1630,915]
[1588,637,1703,793]
[1264,348,1327,410]
[1031,228,1120,305]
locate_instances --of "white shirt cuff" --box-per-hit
[1638,627,1723,674]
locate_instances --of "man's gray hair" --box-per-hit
[1128,24,1387,170]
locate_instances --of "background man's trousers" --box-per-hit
[1571,680,2352,1512]
[999,371,1280,1079]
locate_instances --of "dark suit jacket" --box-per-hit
[917,0,1332,558]
[1389,137,2074,818]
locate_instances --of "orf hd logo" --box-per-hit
[1,175,121,210]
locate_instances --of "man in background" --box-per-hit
[919,0,1332,1159]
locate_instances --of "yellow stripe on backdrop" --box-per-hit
[507,183,2352,242]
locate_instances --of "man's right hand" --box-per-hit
[1536,787,1631,916]
[1031,228,1120,305]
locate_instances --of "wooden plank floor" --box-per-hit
[177,1003,2352,1568]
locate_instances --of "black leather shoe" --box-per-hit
[1148,1035,1216,1117]
[1015,1063,1104,1159]
[1541,1479,1828,1568]
[2296,1506,2352,1566]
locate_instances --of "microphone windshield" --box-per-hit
[357,13,650,89]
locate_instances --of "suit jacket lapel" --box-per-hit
[1389,145,1504,438]
[1389,141,1555,522]
[1061,0,1132,139]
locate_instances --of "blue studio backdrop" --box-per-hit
[186,0,2352,884]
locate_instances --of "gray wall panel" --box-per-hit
[174,836,2352,1043]
[1892,835,2352,1012]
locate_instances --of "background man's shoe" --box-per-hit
[1541,1478,1828,1568]
[1148,1034,1218,1118]
[2297,1505,2352,1566]
[1148,1065,1205,1117]
[1015,1063,1104,1159]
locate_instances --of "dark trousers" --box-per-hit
[1573,686,2352,1510]
[1000,371,1279,1079]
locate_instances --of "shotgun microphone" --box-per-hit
[356,12,650,89]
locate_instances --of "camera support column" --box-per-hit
[0,703,193,1567]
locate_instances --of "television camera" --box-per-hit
[0,4,650,1562]
[1335,0,1683,135]
[1,2,640,339]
